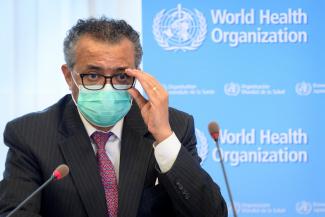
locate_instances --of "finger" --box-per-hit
[126,69,165,101]
[140,103,151,123]
[128,87,147,109]
[125,68,149,80]
[126,69,158,89]
[127,69,167,106]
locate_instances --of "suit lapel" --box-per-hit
[58,99,107,217]
[118,104,154,217]
[57,98,153,217]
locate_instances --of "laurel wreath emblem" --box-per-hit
[153,8,207,51]
[195,128,209,164]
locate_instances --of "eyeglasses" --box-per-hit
[75,71,135,90]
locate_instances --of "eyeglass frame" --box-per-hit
[73,71,136,90]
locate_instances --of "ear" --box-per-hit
[61,64,73,90]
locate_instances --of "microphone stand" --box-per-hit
[214,137,238,217]
[6,175,55,217]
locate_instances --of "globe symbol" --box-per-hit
[296,201,312,215]
[153,4,207,51]
[224,82,241,96]
[295,82,312,96]
[195,128,209,164]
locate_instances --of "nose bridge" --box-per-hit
[105,75,113,81]
[103,74,114,87]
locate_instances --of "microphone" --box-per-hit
[208,122,238,217]
[6,164,69,217]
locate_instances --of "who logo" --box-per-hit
[153,4,207,51]
[224,82,241,96]
[296,201,312,215]
[295,82,312,96]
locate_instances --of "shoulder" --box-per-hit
[168,107,194,127]
[4,95,73,133]
[169,107,193,121]
[168,107,195,142]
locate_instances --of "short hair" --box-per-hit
[63,17,143,69]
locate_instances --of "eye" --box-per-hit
[115,73,129,81]
[85,73,100,81]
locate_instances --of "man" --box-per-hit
[0,17,227,217]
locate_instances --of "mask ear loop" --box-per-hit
[70,70,81,89]
[69,70,82,105]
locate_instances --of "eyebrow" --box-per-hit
[84,65,103,71]
[84,65,128,72]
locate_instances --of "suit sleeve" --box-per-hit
[158,115,228,217]
[0,122,42,217]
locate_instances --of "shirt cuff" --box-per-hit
[153,132,181,173]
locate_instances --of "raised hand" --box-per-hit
[125,69,172,143]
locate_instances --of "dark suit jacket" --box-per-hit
[0,95,227,217]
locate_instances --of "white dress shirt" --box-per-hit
[78,113,182,183]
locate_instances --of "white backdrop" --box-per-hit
[0,0,142,179]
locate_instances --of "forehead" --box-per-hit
[73,35,135,70]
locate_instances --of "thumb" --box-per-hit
[128,88,147,109]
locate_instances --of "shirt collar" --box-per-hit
[78,112,124,139]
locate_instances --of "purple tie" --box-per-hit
[91,131,118,217]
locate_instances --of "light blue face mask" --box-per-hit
[77,85,132,127]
